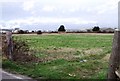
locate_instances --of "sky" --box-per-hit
[0,0,119,31]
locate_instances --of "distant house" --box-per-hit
[1,28,20,33]
[86,29,93,32]
[0,28,20,33]
[100,28,115,33]
[1,29,13,33]
[66,29,86,33]
[13,28,20,33]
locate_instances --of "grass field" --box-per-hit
[2,33,113,79]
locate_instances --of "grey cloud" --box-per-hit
[2,2,33,20]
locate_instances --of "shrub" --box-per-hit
[92,26,100,32]
[58,25,66,32]
[2,35,8,58]
[18,30,25,34]
[2,35,39,63]
[37,30,42,34]
[32,31,35,33]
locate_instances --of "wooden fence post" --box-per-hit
[107,30,120,81]
[6,31,13,60]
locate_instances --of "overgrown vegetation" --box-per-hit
[2,35,39,63]
[2,34,113,79]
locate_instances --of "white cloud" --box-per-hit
[95,0,119,14]
[1,0,119,30]
[22,0,36,11]
[42,5,56,12]
[39,0,119,15]
[0,0,19,2]
[69,7,79,12]
[1,17,97,28]
[1,24,20,29]
[0,24,2,28]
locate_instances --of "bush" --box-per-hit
[37,30,42,34]
[92,26,100,32]
[17,30,29,34]
[58,25,66,32]
[18,30,25,34]
[2,35,39,63]
[32,31,35,33]
[2,35,8,58]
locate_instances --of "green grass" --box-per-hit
[3,34,113,79]
[14,34,112,50]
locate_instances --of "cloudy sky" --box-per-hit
[0,0,119,31]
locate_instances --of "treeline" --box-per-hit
[3,25,115,34]
[12,30,42,34]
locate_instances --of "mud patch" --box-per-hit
[46,47,77,53]
[85,48,103,55]
[102,54,110,61]
[36,48,104,62]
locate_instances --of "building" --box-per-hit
[100,28,115,33]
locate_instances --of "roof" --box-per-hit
[100,28,114,31]
[1,29,13,32]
